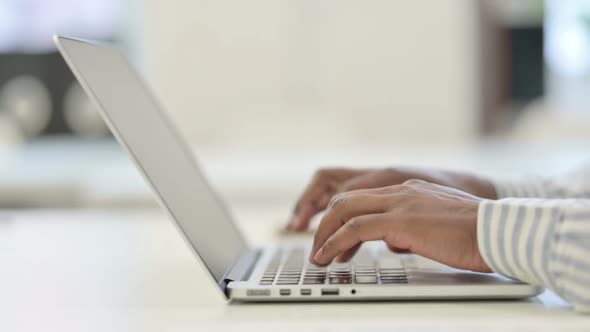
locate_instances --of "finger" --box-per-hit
[390,248,411,254]
[293,186,386,232]
[290,192,333,232]
[339,169,400,192]
[293,168,369,216]
[289,169,386,231]
[386,243,411,254]
[309,187,394,254]
[292,172,329,214]
[288,179,335,232]
[291,200,327,232]
[316,192,333,211]
[335,243,361,263]
[287,168,373,231]
[313,213,394,265]
[310,192,390,263]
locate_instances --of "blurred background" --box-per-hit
[0,0,589,218]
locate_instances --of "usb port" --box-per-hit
[247,289,271,296]
[321,288,339,296]
[280,289,291,296]
[300,289,312,296]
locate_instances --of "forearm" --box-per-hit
[477,198,590,313]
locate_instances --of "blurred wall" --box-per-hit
[139,0,481,148]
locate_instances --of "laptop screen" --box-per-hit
[55,36,248,284]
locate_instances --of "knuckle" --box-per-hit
[388,184,406,193]
[345,217,362,232]
[403,179,425,186]
[394,182,418,194]
[328,193,348,210]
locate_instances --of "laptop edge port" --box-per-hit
[247,289,271,296]
[279,289,291,296]
[300,289,312,296]
[321,288,339,296]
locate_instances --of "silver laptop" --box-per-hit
[54,36,542,302]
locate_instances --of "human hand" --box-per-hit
[309,179,492,273]
[286,167,497,232]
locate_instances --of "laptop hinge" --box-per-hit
[219,248,262,295]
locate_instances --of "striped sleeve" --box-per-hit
[495,164,590,199]
[477,198,590,313]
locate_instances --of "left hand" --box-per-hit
[309,179,492,273]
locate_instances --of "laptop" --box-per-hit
[54,35,542,302]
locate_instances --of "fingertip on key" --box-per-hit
[312,247,324,264]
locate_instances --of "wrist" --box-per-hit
[472,177,498,200]
[467,199,493,272]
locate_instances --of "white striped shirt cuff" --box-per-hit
[477,199,590,313]
[494,166,590,199]
[494,179,547,198]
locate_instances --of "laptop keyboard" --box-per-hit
[259,247,408,286]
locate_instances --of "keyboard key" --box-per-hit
[277,280,299,285]
[379,268,405,272]
[331,267,351,272]
[378,252,403,269]
[279,276,301,280]
[306,270,327,274]
[329,276,352,284]
[355,275,378,284]
[380,276,408,284]
[381,278,408,284]
[306,266,327,270]
[353,249,376,265]
[380,269,405,274]
[302,279,324,285]
[380,275,407,280]
[261,246,409,286]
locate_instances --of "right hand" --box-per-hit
[285,167,497,232]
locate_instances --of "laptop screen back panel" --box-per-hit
[55,36,248,286]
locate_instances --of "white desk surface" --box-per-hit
[1,208,588,332]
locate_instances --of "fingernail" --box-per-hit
[313,247,324,263]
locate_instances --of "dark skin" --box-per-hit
[285,167,498,272]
